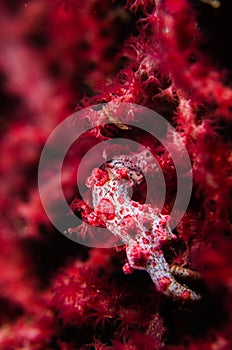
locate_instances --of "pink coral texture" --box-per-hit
[0,0,232,349]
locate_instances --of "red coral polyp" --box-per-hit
[0,0,231,349]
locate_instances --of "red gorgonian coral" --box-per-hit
[0,0,232,349]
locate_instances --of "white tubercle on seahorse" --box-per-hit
[83,150,201,301]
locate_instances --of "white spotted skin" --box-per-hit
[86,151,200,301]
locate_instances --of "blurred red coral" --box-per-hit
[0,0,232,349]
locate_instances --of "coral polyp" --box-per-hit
[0,0,231,349]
